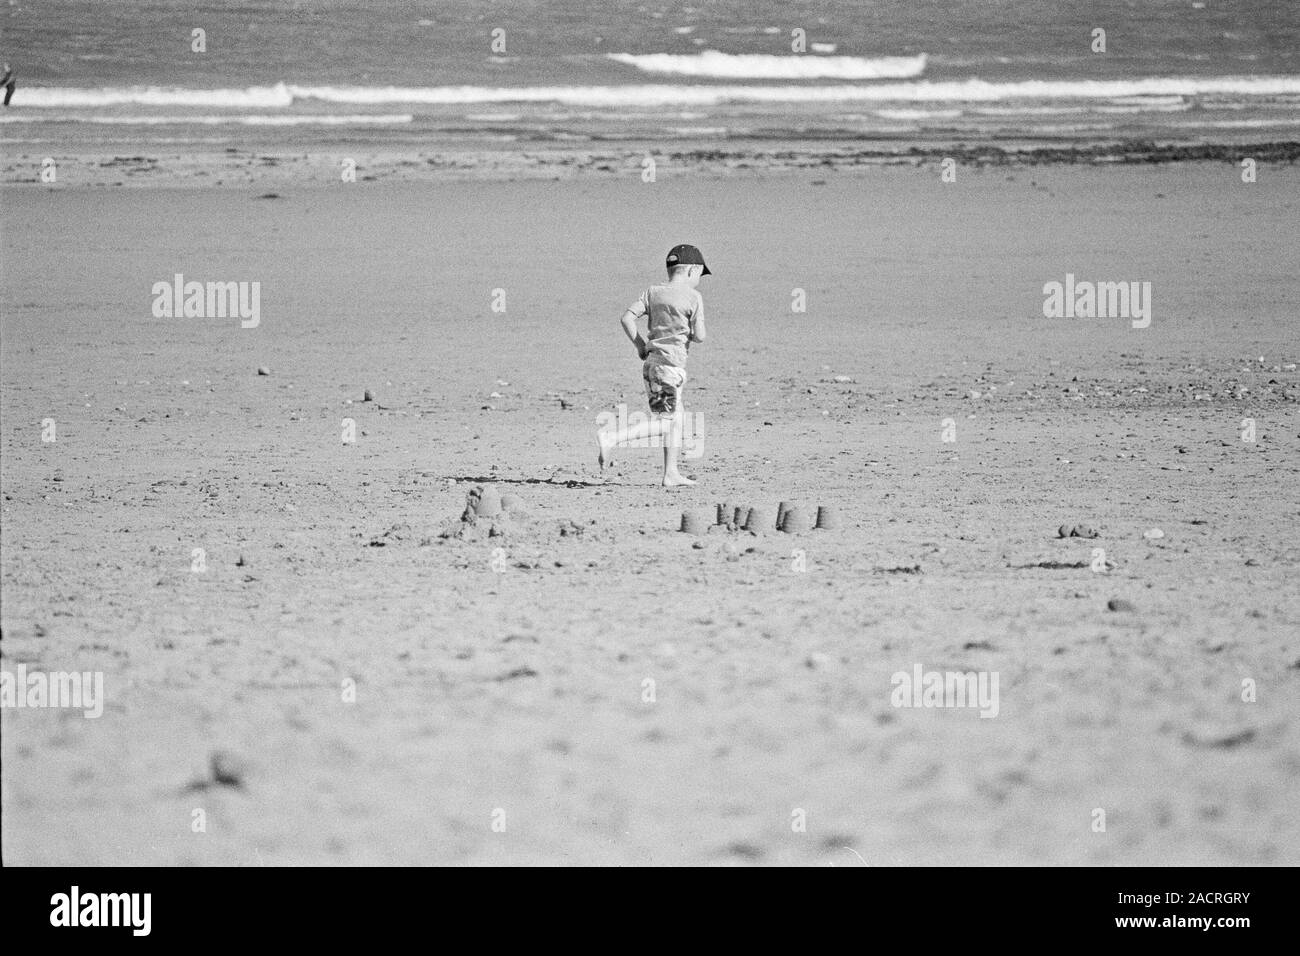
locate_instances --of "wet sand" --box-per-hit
[2,160,1298,864]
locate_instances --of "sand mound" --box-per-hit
[436,485,528,542]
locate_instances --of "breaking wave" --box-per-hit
[604,51,928,80]
[12,76,1300,110]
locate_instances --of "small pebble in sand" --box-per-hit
[1143,528,1165,540]
[1057,524,1072,538]
[1107,598,1137,613]
[256,366,270,376]
[209,750,248,788]
[363,389,375,402]
[1071,524,1099,539]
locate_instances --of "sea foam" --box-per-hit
[0,112,413,125]
[605,51,928,79]
[12,76,1300,110]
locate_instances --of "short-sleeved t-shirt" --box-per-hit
[627,283,704,369]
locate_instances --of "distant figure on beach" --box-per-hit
[2,63,15,105]
[597,244,710,487]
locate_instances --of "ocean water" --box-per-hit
[2,0,1298,149]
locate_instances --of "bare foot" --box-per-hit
[597,431,615,471]
[662,473,695,487]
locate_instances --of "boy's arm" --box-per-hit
[621,291,650,358]
[620,309,648,358]
[690,294,706,343]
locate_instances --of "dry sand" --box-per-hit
[2,160,1298,865]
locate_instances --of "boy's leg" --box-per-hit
[660,387,694,486]
[597,383,673,470]
[598,415,672,466]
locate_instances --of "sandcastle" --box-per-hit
[778,506,810,533]
[442,485,527,541]
[680,511,708,535]
[470,485,502,518]
[777,502,837,533]
[689,500,838,535]
[1057,523,1099,539]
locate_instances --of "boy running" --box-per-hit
[597,244,710,487]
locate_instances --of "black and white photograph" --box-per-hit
[1,0,1296,895]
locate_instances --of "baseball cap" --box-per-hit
[666,244,711,276]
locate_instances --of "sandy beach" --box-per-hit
[2,158,1298,865]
